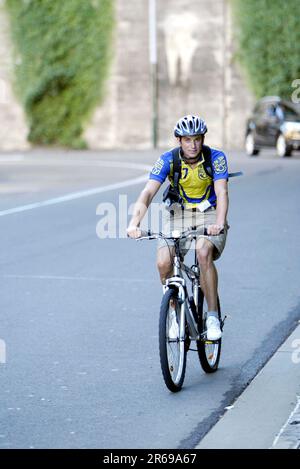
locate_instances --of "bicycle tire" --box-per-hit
[159,289,187,392]
[196,288,222,373]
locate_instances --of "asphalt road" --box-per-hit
[0,148,300,449]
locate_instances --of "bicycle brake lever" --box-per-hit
[136,235,158,241]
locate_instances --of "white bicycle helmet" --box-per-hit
[174,115,207,137]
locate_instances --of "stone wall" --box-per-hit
[85,1,152,149]
[85,0,255,150]
[157,0,227,149]
[0,0,254,151]
[224,1,255,150]
[0,3,30,151]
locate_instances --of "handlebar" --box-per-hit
[136,226,224,241]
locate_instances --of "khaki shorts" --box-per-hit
[157,206,228,260]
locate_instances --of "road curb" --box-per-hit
[196,324,300,449]
[271,395,300,449]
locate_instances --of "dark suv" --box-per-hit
[245,96,300,157]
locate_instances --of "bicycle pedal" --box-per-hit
[205,338,219,344]
[201,330,220,343]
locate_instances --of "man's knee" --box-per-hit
[157,257,172,273]
[197,242,214,267]
[157,248,173,272]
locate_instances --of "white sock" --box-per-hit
[207,311,219,320]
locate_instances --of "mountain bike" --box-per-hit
[138,227,227,393]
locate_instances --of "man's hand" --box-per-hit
[206,224,224,236]
[127,226,142,239]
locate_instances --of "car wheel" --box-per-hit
[276,134,292,157]
[245,132,259,156]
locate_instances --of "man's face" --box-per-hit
[179,135,204,159]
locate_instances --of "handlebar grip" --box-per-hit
[203,228,224,236]
[140,229,152,237]
[190,226,224,236]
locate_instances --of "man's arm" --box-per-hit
[207,179,229,235]
[127,179,161,238]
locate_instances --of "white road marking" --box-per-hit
[2,274,156,283]
[9,159,153,170]
[0,160,152,217]
[0,156,152,170]
[0,155,24,163]
[271,395,300,449]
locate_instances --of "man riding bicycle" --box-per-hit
[127,115,229,341]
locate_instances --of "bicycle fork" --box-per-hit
[164,277,200,341]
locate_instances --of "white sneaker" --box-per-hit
[169,310,179,339]
[206,316,222,341]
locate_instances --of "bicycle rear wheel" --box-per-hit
[196,288,222,373]
[159,289,187,392]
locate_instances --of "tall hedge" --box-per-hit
[6,0,114,148]
[231,0,300,99]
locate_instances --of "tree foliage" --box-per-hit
[6,0,114,147]
[231,0,300,99]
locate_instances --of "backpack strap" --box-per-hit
[202,145,213,178]
[171,147,181,191]
[171,145,213,183]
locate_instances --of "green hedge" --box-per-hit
[6,0,114,148]
[231,0,300,99]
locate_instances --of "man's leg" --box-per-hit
[156,245,174,284]
[196,237,221,340]
[196,237,218,310]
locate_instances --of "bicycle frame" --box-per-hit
[137,226,223,342]
[164,238,201,342]
[135,227,225,390]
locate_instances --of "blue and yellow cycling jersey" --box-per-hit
[149,147,228,209]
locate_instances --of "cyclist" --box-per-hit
[127,115,229,340]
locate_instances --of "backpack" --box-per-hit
[162,146,242,209]
[162,145,213,208]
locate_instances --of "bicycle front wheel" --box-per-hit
[196,288,222,373]
[159,289,187,392]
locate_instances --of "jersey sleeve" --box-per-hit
[149,152,171,184]
[211,150,229,181]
